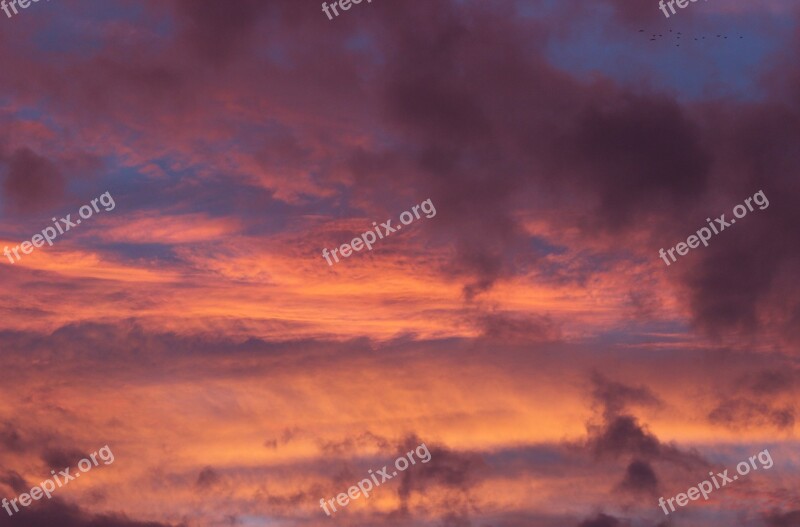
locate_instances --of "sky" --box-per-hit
[0,0,799,526]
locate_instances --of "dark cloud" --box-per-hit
[173,0,267,66]
[680,108,800,342]
[554,93,711,230]
[317,431,391,456]
[0,470,29,495]
[588,376,663,460]
[600,0,659,27]
[765,509,800,527]
[1,147,65,213]
[589,415,660,459]
[577,513,624,527]
[196,466,220,489]
[476,311,561,343]
[394,436,486,515]
[438,512,472,527]
[618,459,658,495]
[591,374,662,419]
[375,1,546,299]
[372,0,798,341]
[264,427,305,450]
[0,498,182,527]
[586,376,708,472]
[264,490,315,511]
[0,422,25,453]
[747,369,795,395]
[705,365,797,431]
[683,242,776,338]
[41,448,90,471]
[368,0,718,302]
[575,513,666,527]
[588,412,708,471]
[403,437,483,488]
[708,398,795,431]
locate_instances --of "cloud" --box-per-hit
[765,509,800,527]
[708,398,795,431]
[196,466,220,489]
[747,369,796,395]
[264,490,315,511]
[0,498,183,527]
[591,373,662,419]
[585,376,707,472]
[0,470,29,495]
[477,311,561,343]
[173,0,268,66]
[263,427,305,450]
[588,415,660,460]
[577,513,625,527]
[617,459,658,496]
[1,147,65,213]
[0,422,25,453]
[41,448,91,471]
[394,436,486,515]
[0,2,796,526]
[317,431,391,456]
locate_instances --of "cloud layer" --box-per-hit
[0,0,797,526]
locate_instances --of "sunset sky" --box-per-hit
[0,1,799,526]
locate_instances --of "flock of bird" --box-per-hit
[640,28,744,46]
